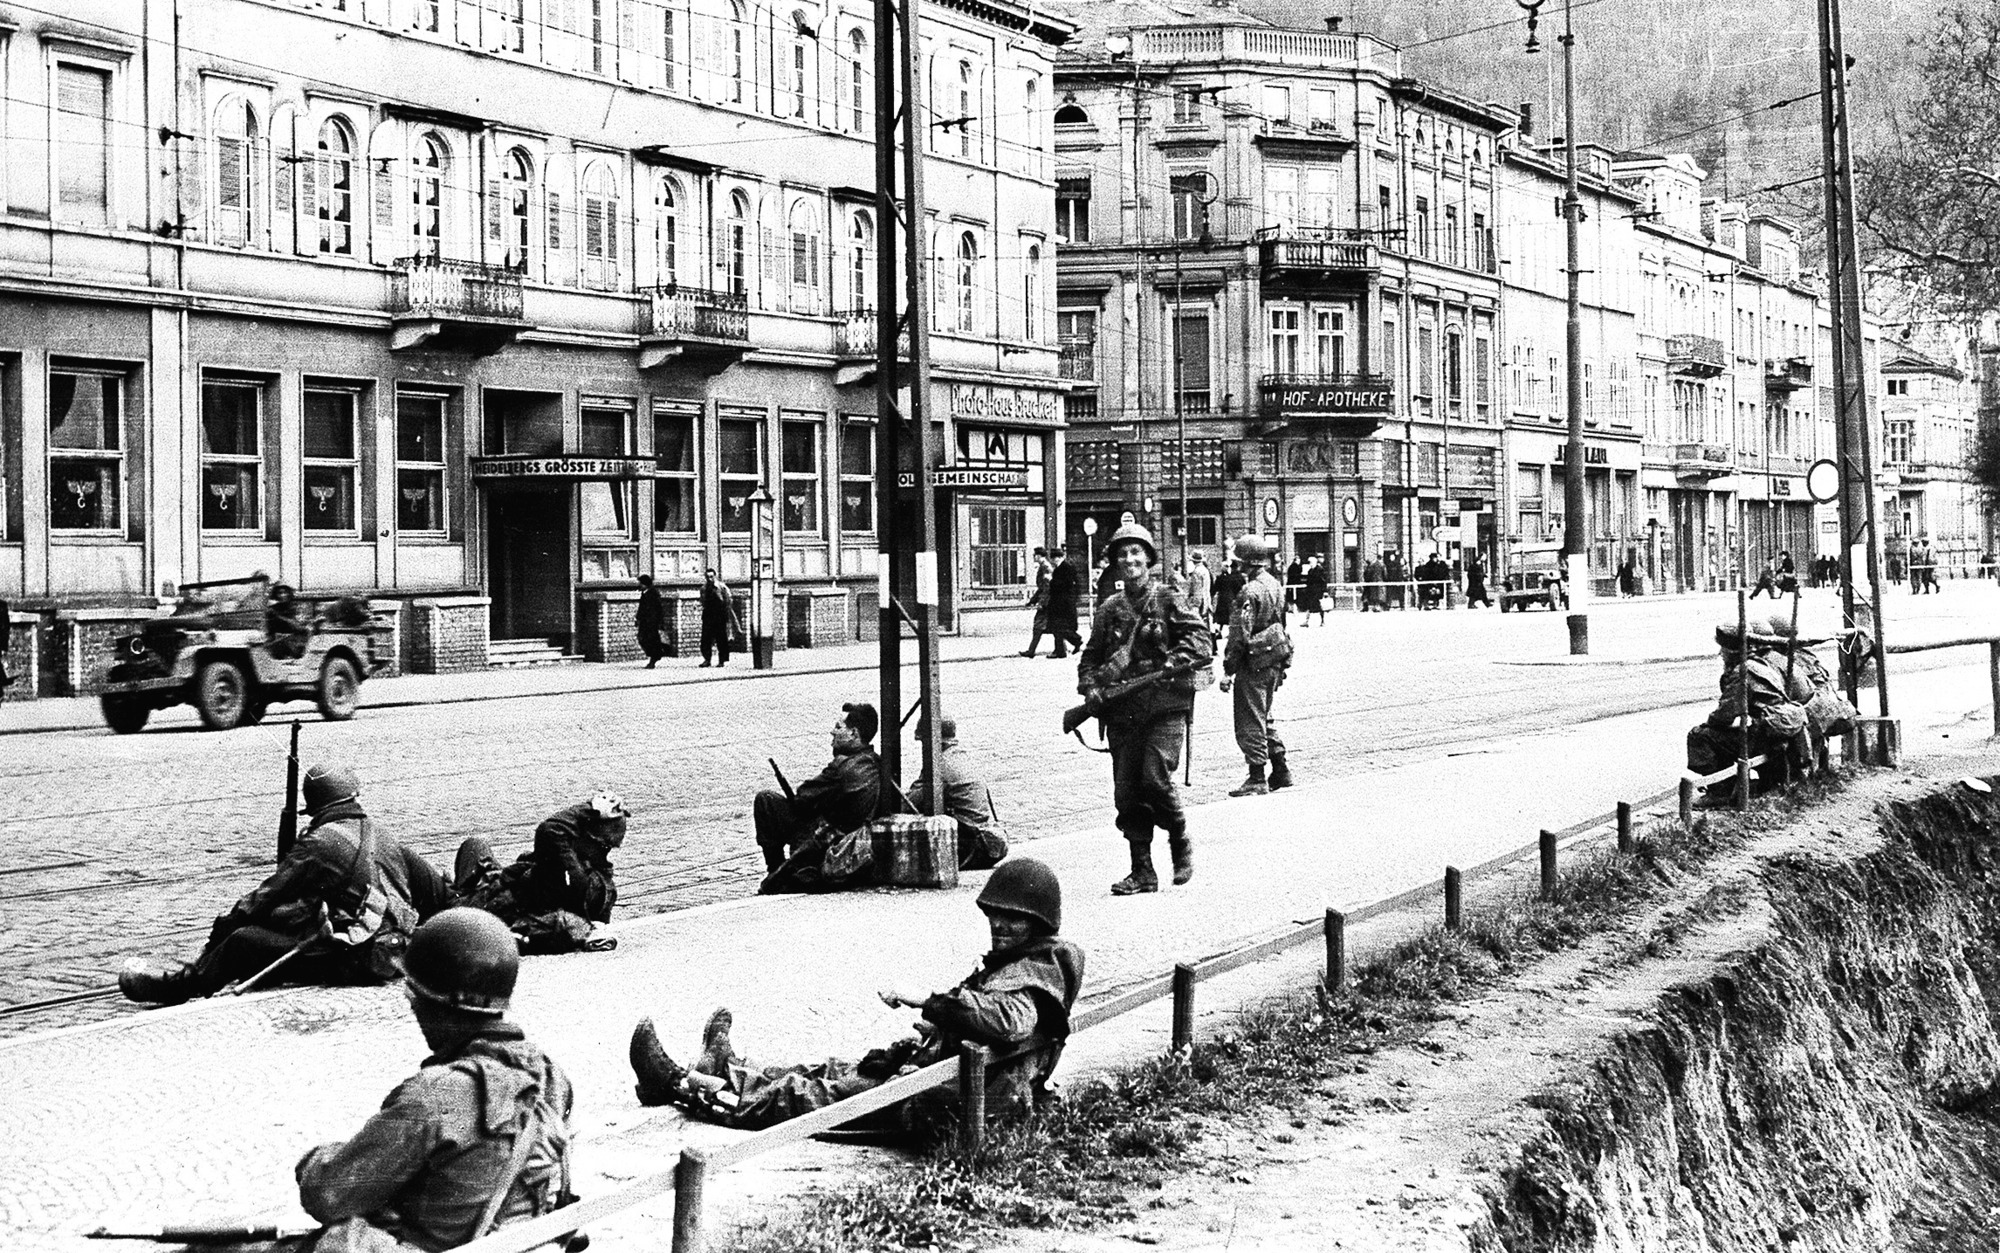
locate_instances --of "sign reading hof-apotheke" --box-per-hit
[1259,376,1394,424]
[471,456,656,480]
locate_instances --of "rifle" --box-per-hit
[1061,670,1175,736]
[277,720,302,862]
[89,1222,317,1243]
[769,758,796,801]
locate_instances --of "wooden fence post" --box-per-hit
[1616,801,1633,853]
[1678,777,1694,825]
[1539,830,1558,898]
[671,1148,708,1253]
[1324,908,1345,994]
[1734,756,1751,812]
[1990,641,1999,740]
[1735,588,1750,812]
[1444,866,1462,930]
[958,1044,989,1155]
[1171,963,1196,1053]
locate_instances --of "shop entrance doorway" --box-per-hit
[487,485,572,646]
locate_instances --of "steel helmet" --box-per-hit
[976,858,1062,933]
[300,762,362,813]
[402,908,520,1015]
[1106,521,1157,565]
[1763,613,1797,639]
[1232,534,1271,563]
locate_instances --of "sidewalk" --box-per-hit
[0,611,1040,737]
[3,654,1988,1251]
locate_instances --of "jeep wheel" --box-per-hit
[317,656,361,722]
[101,695,150,735]
[195,660,250,730]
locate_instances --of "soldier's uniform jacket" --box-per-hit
[792,744,889,834]
[1077,576,1212,727]
[908,935,1085,1119]
[209,802,429,971]
[296,1023,573,1252]
[494,804,617,924]
[906,740,1007,866]
[1224,568,1290,678]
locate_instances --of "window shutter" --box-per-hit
[547,190,563,250]
[618,1,637,80]
[759,225,776,309]
[486,178,503,243]
[585,195,604,258]
[250,138,268,249]
[606,196,619,262]
[274,141,296,253]
[296,150,319,256]
[217,138,246,245]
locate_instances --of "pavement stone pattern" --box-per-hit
[0,587,1993,1249]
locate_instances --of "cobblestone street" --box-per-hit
[3,587,1990,1030]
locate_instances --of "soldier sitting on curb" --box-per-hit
[755,701,896,893]
[287,909,578,1253]
[904,713,1008,871]
[1685,621,1817,800]
[119,763,450,1004]
[453,794,628,954]
[628,859,1084,1135]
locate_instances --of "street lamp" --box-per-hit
[748,485,776,669]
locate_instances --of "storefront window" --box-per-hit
[201,379,264,532]
[395,391,449,534]
[48,370,123,532]
[968,503,1028,588]
[653,403,698,534]
[781,417,823,534]
[717,412,763,533]
[580,404,633,537]
[302,387,359,534]
[839,416,873,532]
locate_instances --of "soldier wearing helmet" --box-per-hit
[1220,534,1294,799]
[630,858,1083,1132]
[293,908,576,1250]
[453,793,631,955]
[119,762,449,1004]
[1075,520,1213,895]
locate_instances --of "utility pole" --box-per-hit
[1174,238,1187,576]
[1815,0,1890,715]
[900,0,942,788]
[1558,0,1589,654]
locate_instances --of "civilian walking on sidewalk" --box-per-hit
[1221,535,1294,798]
[1185,551,1214,624]
[1300,555,1330,626]
[1361,553,1388,612]
[1045,546,1083,658]
[1076,523,1212,895]
[1464,553,1492,608]
[1385,551,1409,610]
[1019,547,1053,657]
[1210,558,1246,652]
[1283,556,1303,611]
[699,568,740,667]
[635,574,667,668]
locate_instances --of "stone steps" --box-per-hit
[486,638,585,668]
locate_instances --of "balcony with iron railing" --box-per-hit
[637,285,750,372]
[1671,441,1734,479]
[1255,227,1379,277]
[1058,337,1096,383]
[1665,333,1727,378]
[389,256,527,353]
[1764,356,1812,392]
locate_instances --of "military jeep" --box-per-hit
[98,576,395,733]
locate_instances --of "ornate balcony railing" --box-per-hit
[390,256,524,321]
[831,307,911,358]
[1666,333,1727,378]
[1764,356,1812,392]
[1672,441,1733,478]
[1058,337,1096,382]
[1256,226,1380,275]
[641,285,749,341]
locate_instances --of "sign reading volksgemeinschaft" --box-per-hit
[471,456,656,480]
[894,469,1032,489]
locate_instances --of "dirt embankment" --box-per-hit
[1484,776,2000,1252]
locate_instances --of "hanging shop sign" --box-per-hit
[472,456,655,480]
[894,469,1032,490]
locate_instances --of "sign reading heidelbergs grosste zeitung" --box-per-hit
[1260,378,1395,420]
[470,456,656,480]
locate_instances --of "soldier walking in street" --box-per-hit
[699,568,741,667]
[754,701,894,892]
[454,794,630,954]
[1075,522,1212,894]
[118,763,449,1004]
[1220,535,1294,797]
[292,908,576,1251]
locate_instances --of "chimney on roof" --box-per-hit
[1519,102,1533,136]
[1325,16,1343,31]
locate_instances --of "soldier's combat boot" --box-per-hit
[630,1016,689,1106]
[697,1007,739,1076]
[1111,837,1160,896]
[1268,752,1294,791]
[1229,764,1269,797]
[118,957,201,1005]
[1166,827,1194,886]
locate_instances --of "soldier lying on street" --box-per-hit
[119,763,451,1004]
[453,793,628,954]
[904,713,1009,870]
[282,909,577,1253]
[754,700,896,893]
[628,858,1084,1134]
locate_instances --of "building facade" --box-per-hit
[2,0,1069,690]
[1880,350,1983,571]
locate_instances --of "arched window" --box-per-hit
[1053,103,1089,125]
[848,210,872,310]
[956,60,974,158]
[1023,243,1040,341]
[956,231,978,332]
[654,174,680,286]
[726,1,746,103]
[581,161,620,287]
[847,29,868,132]
[215,97,261,247]
[788,11,811,120]
[788,198,822,311]
[411,132,447,257]
[725,189,750,297]
[313,117,354,256]
[498,148,532,271]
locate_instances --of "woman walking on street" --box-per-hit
[1300,556,1330,626]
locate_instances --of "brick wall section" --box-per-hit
[787,588,851,648]
[854,591,881,641]
[3,614,39,700]
[409,598,490,673]
[579,591,645,663]
[365,601,404,678]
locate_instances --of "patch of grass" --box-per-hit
[726,794,1808,1252]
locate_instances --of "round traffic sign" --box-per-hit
[1082,517,1099,535]
[1806,458,1841,504]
